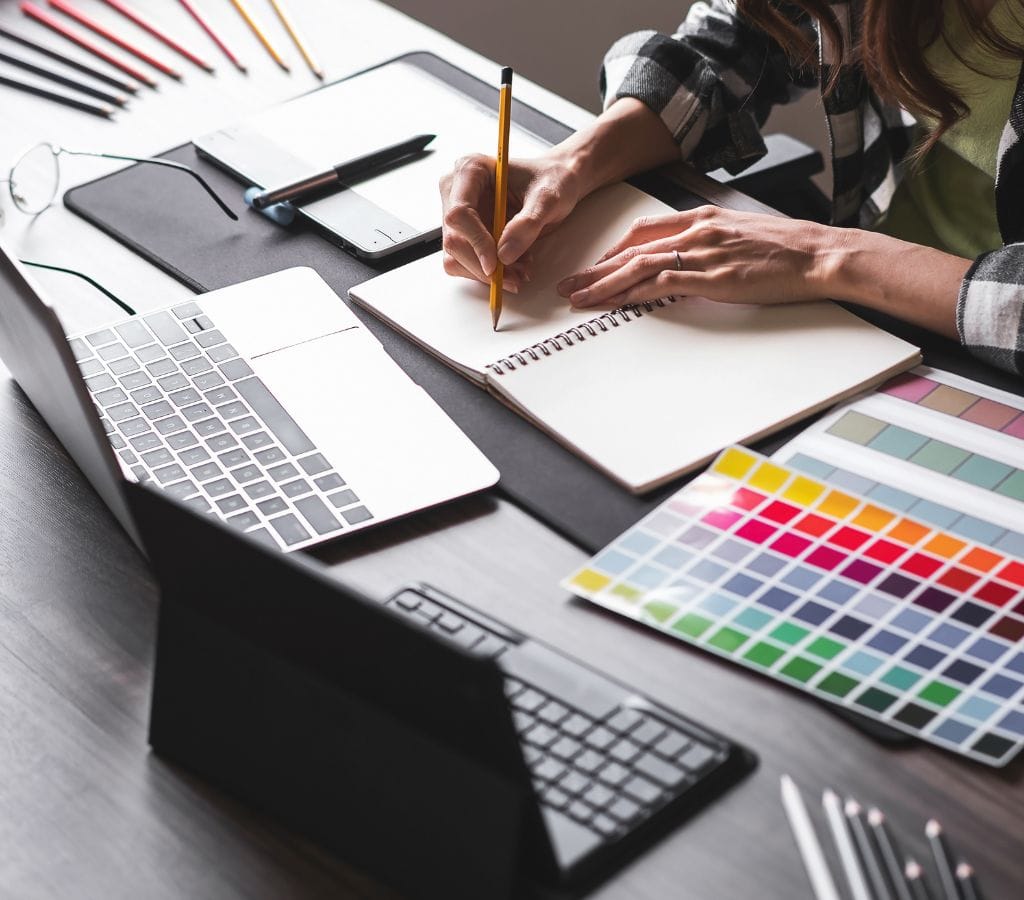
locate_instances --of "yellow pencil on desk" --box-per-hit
[228,0,289,71]
[490,65,512,332]
[268,0,322,79]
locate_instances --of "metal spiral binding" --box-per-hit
[486,297,677,375]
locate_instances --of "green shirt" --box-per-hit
[876,0,1019,258]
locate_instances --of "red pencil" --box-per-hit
[99,0,213,73]
[45,0,182,80]
[20,1,157,88]
[177,0,246,73]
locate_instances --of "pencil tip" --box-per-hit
[956,862,973,879]
[844,798,861,817]
[925,819,942,838]
[906,859,922,879]
[867,808,884,826]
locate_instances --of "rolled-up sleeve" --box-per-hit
[957,243,1024,374]
[600,0,816,173]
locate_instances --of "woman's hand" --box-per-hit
[439,152,584,292]
[555,204,969,340]
[557,206,834,308]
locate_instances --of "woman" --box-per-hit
[439,0,1024,374]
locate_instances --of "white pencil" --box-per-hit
[823,788,873,900]
[780,775,842,900]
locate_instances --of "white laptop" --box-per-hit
[0,242,498,551]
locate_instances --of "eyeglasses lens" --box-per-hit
[10,144,60,215]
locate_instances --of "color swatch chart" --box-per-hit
[563,447,1024,766]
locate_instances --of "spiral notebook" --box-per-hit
[349,183,921,494]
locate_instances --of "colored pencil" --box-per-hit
[228,0,288,72]
[905,859,934,900]
[46,0,181,80]
[845,799,895,900]
[267,0,320,78]
[176,0,246,72]
[98,0,213,72]
[956,862,982,900]
[0,72,113,117]
[868,808,914,900]
[780,776,842,900]
[822,789,872,900]
[0,48,127,105]
[925,820,960,900]
[0,24,139,92]
[489,65,512,331]
[20,2,157,88]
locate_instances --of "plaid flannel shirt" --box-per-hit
[601,0,1024,376]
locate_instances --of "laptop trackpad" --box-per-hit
[249,329,498,520]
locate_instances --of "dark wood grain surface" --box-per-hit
[2,353,1022,900]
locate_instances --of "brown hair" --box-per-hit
[737,0,1024,155]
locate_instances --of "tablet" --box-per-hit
[193,53,554,258]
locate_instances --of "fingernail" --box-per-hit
[557,275,577,295]
[503,279,519,294]
[498,240,522,265]
[481,256,496,277]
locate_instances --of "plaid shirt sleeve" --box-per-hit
[600,1,818,173]
[957,244,1024,375]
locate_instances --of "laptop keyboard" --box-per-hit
[386,587,730,845]
[69,302,374,550]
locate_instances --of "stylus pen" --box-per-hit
[490,65,512,332]
[249,134,436,209]
[780,775,841,900]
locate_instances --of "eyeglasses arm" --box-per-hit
[62,150,239,221]
[20,259,137,316]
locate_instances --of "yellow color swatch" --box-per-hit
[923,533,967,559]
[783,475,825,507]
[749,461,790,492]
[713,447,758,479]
[818,490,859,519]
[572,569,611,592]
[853,504,896,532]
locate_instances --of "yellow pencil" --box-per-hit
[490,66,512,332]
[267,0,322,79]
[228,0,289,72]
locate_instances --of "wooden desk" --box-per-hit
[0,2,1021,897]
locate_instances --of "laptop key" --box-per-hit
[607,797,641,824]
[297,452,330,476]
[246,528,280,549]
[130,433,162,452]
[584,726,616,751]
[78,359,104,376]
[144,310,187,345]
[119,449,138,466]
[539,808,603,863]
[141,400,173,420]
[254,446,286,466]
[69,338,93,360]
[168,388,201,407]
[95,387,128,407]
[609,740,641,765]
[634,753,688,789]
[226,511,260,531]
[257,497,288,517]
[119,371,151,390]
[233,377,314,455]
[294,495,341,535]
[157,373,189,392]
[179,446,211,467]
[191,462,222,482]
[135,345,166,363]
[558,771,590,796]
[172,302,201,319]
[653,731,690,760]
[204,385,236,405]
[606,708,644,735]
[183,495,212,513]
[166,431,199,451]
[538,701,569,726]
[219,359,253,380]
[217,447,249,468]
[195,328,225,348]
[230,464,261,484]
[281,479,312,498]
[216,401,248,420]
[216,494,248,515]
[207,344,237,363]
[241,431,272,451]
[130,466,150,482]
[314,473,345,492]
[631,719,667,747]
[204,478,233,498]
[582,783,615,810]
[550,737,582,761]
[194,418,226,438]
[170,343,201,361]
[195,315,214,331]
[206,433,238,452]
[568,801,593,824]
[229,416,260,436]
[596,762,630,788]
[107,402,139,422]
[534,757,566,783]
[543,786,570,811]
[623,776,661,807]
[86,328,116,346]
[155,415,186,435]
[109,434,127,450]
[114,320,152,348]
[146,359,177,377]
[268,513,311,546]
[85,373,116,392]
[267,462,299,483]
[182,357,213,376]
[165,480,199,500]
[141,448,174,468]
[153,463,186,484]
[573,750,604,774]
[182,402,214,423]
[108,358,139,375]
[244,480,275,500]
[592,813,619,837]
[130,386,161,406]
[561,714,593,738]
[100,417,114,434]
[524,723,558,749]
[342,505,373,526]
[98,343,128,361]
[677,743,717,774]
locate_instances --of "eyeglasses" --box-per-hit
[0,141,238,221]
[20,259,136,316]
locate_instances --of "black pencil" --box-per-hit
[0,24,138,93]
[925,819,959,900]
[905,859,934,900]
[0,48,126,105]
[956,862,982,900]
[0,73,113,118]
[845,799,895,900]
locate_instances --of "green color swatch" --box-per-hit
[673,613,713,639]
[828,411,886,445]
[919,680,961,707]
[881,666,921,691]
[771,622,809,646]
[708,627,749,653]
[910,440,971,474]
[744,642,785,668]
[856,688,898,712]
[643,601,677,623]
[819,672,859,697]
[807,637,846,660]
[780,657,822,683]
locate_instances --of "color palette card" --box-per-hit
[563,447,1024,766]
[774,366,1024,558]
